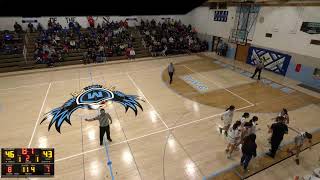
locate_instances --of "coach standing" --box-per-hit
[168,62,175,84]
[266,116,288,158]
[85,109,113,145]
[251,60,264,80]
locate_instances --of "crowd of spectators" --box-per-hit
[139,19,208,56]
[0,22,24,55]
[33,20,75,67]
[33,19,135,66]
[1,19,209,68]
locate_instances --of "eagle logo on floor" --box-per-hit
[40,84,144,133]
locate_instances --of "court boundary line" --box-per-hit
[55,104,254,163]
[113,103,143,179]
[183,65,254,106]
[27,83,52,148]
[0,66,167,91]
[0,82,50,92]
[127,72,169,129]
[202,53,320,99]
[0,53,195,79]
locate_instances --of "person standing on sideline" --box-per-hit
[287,132,312,165]
[219,105,235,137]
[251,60,264,80]
[168,62,175,84]
[240,134,257,172]
[266,116,288,158]
[85,109,113,145]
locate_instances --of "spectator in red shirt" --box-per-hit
[88,16,95,28]
[124,20,128,28]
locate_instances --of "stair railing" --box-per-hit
[23,32,29,64]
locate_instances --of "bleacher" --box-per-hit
[0,19,208,74]
[0,27,150,73]
[0,31,26,73]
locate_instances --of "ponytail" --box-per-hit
[226,105,235,111]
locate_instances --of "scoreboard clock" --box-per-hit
[1,148,54,177]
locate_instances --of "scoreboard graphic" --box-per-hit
[214,11,228,22]
[1,148,54,177]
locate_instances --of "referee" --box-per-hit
[251,60,264,80]
[85,109,113,145]
[168,62,175,84]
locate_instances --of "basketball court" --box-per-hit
[0,52,319,179]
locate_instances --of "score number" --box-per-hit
[21,166,36,173]
[43,150,53,158]
[5,150,14,158]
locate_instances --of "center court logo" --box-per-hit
[40,84,144,133]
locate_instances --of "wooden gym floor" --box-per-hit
[0,52,319,180]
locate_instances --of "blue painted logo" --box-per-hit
[77,88,114,105]
[41,84,144,133]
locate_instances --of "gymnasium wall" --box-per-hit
[188,6,319,88]
[188,6,236,39]
[189,6,320,60]
[252,7,320,60]
[250,7,320,88]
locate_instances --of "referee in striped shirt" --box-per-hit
[85,109,113,145]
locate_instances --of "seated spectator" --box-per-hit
[12,45,19,54]
[69,39,76,49]
[149,45,156,57]
[88,16,95,28]
[42,44,49,52]
[14,22,23,34]
[37,23,43,32]
[54,34,61,42]
[57,52,64,62]
[98,44,104,53]
[48,19,53,28]
[63,43,69,54]
[28,23,34,33]
[68,21,75,30]
[169,36,174,43]
[4,33,13,42]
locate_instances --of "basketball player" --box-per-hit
[226,121,241,159]
[234,113,251,151]
[287,132,312,165]
[272,108,289,124]
[219,105,235,137]
[237,118,257,150]
[85,109,113,145]
[249,116,259,135]
[168,62,175,84]
[240,112,250,126]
